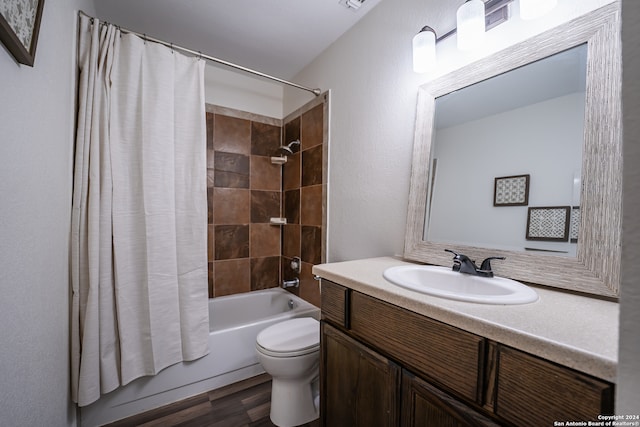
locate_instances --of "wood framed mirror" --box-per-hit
[404,3,621,298]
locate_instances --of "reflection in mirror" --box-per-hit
[424,44,587,257]
[404,3,621,297]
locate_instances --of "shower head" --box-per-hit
[277,139,300,156]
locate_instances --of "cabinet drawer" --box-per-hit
[495,346,614,426]
[321,280,350,328]
[350,292,484,403]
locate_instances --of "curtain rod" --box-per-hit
[78,11,321,97]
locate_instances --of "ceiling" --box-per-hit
[93,0,384,81]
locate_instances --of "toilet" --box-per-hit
[256,317,320,427]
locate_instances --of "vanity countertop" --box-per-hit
[312,256,618,383]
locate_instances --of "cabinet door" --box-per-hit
[402,370,501,427]
[322,322,400,427]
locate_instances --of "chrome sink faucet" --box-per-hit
[445,249,505,278]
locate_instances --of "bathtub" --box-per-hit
[80,288,320,427]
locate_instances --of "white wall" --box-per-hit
[285,0,615,263]
[429,93,583,254]
[204,63,283,119]
[0,1,95,426]
[618,0,640,413]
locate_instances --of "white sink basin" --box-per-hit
[383,265,538,305]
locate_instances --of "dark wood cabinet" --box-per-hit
[350,291,484,403]
[493,346,614,426]
[321,323,400,427]
[401,370,501,427]
[319,279,615,427]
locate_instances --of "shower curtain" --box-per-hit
[71,15,209,407]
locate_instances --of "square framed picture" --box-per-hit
[0,0,45,66]
[526,206,571,242]
[494,174,530,207]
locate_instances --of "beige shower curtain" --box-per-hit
[71,15,209,407]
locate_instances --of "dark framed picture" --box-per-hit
[569,206,580,243]
[0,0,45,66]
[526,206,571,242]
[494,174,530,206]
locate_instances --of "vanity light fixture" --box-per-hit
[412,26,437,73]
[412,0,514,73]
[457,0,486,51]
[519,0,557,20]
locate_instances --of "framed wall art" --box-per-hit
[494,174,530,206]
[526,206,571,242]
[0,0,45,66]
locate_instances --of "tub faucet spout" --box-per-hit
[282,278,299,289]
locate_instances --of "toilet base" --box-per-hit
[269,375,319,427]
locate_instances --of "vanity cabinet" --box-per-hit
[322,323,400,427]
[320,279,614,426]
[491,346,614,425]
[402,370,501,427]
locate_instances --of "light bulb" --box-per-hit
[520,0,558,20]
[412,27,436,73]
[457,0,485,51]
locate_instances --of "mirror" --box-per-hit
[404,3,621,298]
[426,44,586,256]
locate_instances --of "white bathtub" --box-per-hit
[80,288,320,427]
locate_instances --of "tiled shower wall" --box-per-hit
[206,106,282,297]
[282,99,327,307]
[206,96,326,307]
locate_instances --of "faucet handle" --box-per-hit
[479,256,506,275]
[444,249,477,274]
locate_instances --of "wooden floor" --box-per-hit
[104,374,320,427]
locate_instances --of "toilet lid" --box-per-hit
[256,317,319,354]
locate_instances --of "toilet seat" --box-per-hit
[256,317,319,358]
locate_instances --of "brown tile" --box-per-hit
[215,225,249,260]
[282,224,300,258]
[208,225,215,262]
[301,185,322,226]
[251,191,280,223]
[283,152,301,191]
[301,104,323,150]
[284,189,300,224]
[214,151,250,188]
[207,168,215,188]
[251,224,281,258]
[251,156,281,191]
[251,122,281,156]
[285,116,300,146]
[299,261,321,307]
[207,187,214,224]
[214,114,251,155]
[208,262,214,298]
[206,148,215,169]
[281,256,297,281]
[251,257,280,290]
[206,112,214,150]
[214,259,251,297]
[301,225,322,265]
[302,145,323,187]
[213,188,250,224]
